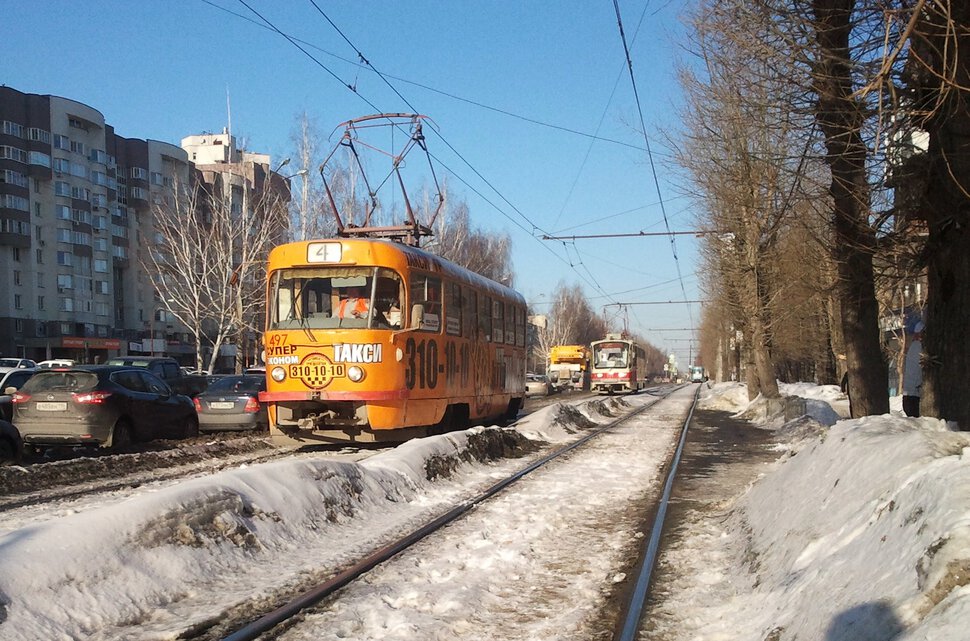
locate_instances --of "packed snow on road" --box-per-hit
[0,383,967,641]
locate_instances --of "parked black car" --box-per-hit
[194,374,267,432]
[104,356,211,397]
[1,368,37,422]
[0,419,22,464]
[12,365,198,450]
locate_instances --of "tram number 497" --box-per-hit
[405,338,470,390]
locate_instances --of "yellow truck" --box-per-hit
[548,345,589,390]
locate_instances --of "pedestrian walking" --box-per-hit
[902,321,924,417]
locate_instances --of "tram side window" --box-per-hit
[479,295,492,341]
[410,274,442,332]
[462,287,477,338]
[516,305,526,347]
[492,298,504,343]
[445,282,462,336]
[504,302,515,345]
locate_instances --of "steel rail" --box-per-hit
[219,390,677,641]
[614,384,701,641]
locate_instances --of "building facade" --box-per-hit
[0,87,288,366]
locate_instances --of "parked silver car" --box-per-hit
[193,375,267,432]
[525,374,554,397]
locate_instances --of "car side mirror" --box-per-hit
[3,386,15,395]
[410,303,425,329]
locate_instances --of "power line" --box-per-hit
[242,0,619,306]
[604,300,707,306]
[199,0,650,152]
[543,230,713,240]
[612,0,697,333]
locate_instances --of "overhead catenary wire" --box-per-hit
[295,0,622,306]
[611,0,696,334]
[200,0,652,153]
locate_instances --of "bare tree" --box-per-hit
[535,282,611,367]
[905,1,970,426]
[144,169,288,373]
[423,183,514,286]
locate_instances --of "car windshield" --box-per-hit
[0,359,24,368]
[21,371,99,393]
[206,376,264,394]
[269,266,403,330]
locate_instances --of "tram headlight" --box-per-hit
[271,366,287,382]
[347,366,366,383]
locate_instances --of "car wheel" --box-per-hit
[183,416,199,439]
[112,419,133,451]
[0,437,20,464]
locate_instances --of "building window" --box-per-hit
[94,258,109,273]
[37,295,45,311]
[14,294,22,310]
[89,149,107,164]
[60,297,74,312]
[57,251,72,266]
[2,194,29,211]
[35,249,42,263]
[130,167,148,180]
[52,158,70,173]
[0,169,29,187]
[16,319,25,333]
[0,145,28,163]
[130,186,147,200]
[13,247,21,262]
[54,181,71,197]
[2,121,25,138]
[60,322,71,335]
[53,134,70,150]
[69,140,85,155]
[28,128,51,144]
[68,117,87,130]
[28,151,51,168]
[13,270,21,286]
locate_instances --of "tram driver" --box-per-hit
[337,287,370,319]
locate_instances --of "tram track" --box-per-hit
[200,385,697,641]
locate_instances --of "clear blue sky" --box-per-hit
[2,0,703,366]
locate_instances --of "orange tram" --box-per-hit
[259,238,528,443]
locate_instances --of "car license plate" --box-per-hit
[210,401,235,410]
[36,401,67,411]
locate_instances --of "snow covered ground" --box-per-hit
[1,383,967,640]
[646,382,970,641]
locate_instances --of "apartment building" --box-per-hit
[0,86,288,366]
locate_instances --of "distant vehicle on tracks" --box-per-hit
[689,365,706,383]
[547,344,589,390]
[589,335,649,394]
[260,238,527,444]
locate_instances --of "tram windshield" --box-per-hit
[269,266,403,330]
[593,342,629,368]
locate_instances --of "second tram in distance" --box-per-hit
[259,238,527,444]
[589,335,649,394]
